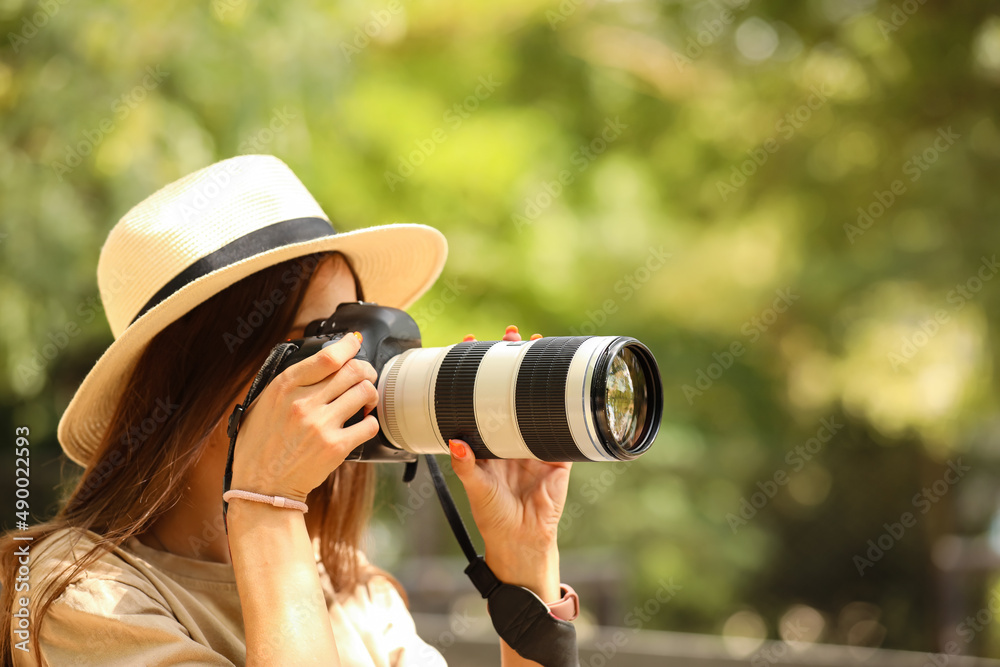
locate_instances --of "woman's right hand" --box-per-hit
[229,331,380,504]
[226,332,375,667]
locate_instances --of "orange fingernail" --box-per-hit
[353,331,363,343]
[505,325,518,334]
[463,334,476,342]
[449,439,467,459]
[530,333,543,340]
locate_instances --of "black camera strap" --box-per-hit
[421,454,580,667]
[223,342,579,667]
[222,341,299,531]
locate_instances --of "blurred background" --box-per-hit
[3,0,1000,663]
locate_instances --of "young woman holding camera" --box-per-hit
[0,155,578,666]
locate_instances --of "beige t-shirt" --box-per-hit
[12,528,447,666]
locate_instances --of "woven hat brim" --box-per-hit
[57,223,447,468]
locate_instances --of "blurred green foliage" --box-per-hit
[3,0,1000,656]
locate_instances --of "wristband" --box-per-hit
[222,489,309,513]
[546,584,580,621]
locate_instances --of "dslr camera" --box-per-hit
[272,302,663,462]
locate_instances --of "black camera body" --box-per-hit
[274,302,422,462]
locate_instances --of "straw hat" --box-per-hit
[57,154,447,467]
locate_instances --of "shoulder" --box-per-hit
[26,527,170,614]
[355,550,409,610]
[316,546,406,610]
[321,551,447,667]
[14,529,236,667]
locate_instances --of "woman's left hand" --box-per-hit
[448,325,571,603]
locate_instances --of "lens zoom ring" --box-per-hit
[434,342,497,459]
[515,337,592,462]
[381,353,408,447]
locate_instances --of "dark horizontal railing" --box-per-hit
[412,613,1000,667]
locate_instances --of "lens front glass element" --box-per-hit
[605,347,648,451]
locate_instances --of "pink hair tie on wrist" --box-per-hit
[222,489,309,513]
[546,584,580,621]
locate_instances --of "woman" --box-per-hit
[1,155,576,666]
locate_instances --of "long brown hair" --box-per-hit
[0,251,384,662]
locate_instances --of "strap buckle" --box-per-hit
[465,556,502,599]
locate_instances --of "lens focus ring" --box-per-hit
[514,337,593,462]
